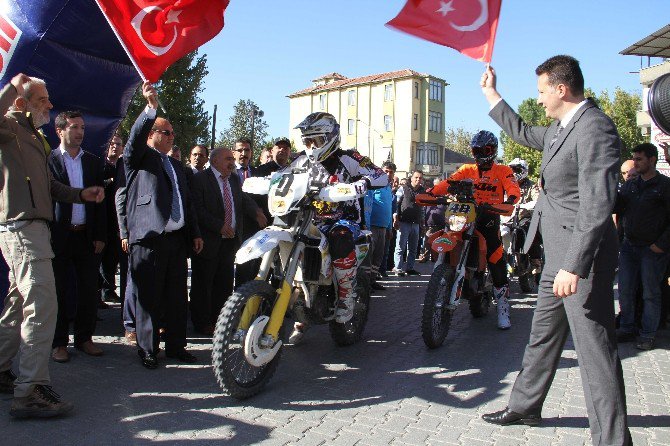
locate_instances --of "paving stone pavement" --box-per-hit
[1,261,669,445]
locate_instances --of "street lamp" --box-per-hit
[249,104,264,151]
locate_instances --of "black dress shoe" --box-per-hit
[166,349,197,363]
[482,407,541,426]
[138,350,158,369]
[371,282,386,291]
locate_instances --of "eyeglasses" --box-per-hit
[233,148,251,153]
[152,129,175,136]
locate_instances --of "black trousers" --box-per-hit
[52,230,101,347]
[477,215,508,288]
[130,230,188,355]
[190,238,237,330]
[99,231,127,300]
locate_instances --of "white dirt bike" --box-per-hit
[211,156,371,399]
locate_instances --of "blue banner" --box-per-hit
[1,0,141,157]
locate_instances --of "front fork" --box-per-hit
[237,244,302,342]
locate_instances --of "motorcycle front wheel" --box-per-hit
[212,281,283,399]
[329,269,371,346]
[421,264,454,349]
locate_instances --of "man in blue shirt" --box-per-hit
[367,161,396,289]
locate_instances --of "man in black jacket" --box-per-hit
[615,143,670,351]
[48,111,106,362]
[392,170,424,276]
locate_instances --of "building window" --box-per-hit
[348,119,355,135]
[348,90,356,106]
[429,79,442,102]
[413,113,418,130]
[384,115,392,132]
[429,111,442,133]
[416,143,439,166]
[384,84,393,101]
[414,82,419,99]
[319,94,326,110]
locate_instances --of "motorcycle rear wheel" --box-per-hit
[212,281,283,400]
[421,264,454,349]
[519,273,535,293]
[329,269,371,346]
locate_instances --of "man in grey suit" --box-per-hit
[189,148,266,335]
[480,55,631,446]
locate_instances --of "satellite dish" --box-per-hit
[648,72,670,135]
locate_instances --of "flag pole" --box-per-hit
[210,105,217,150]
[93,0,168,114]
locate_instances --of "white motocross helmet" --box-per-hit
[509,158,529,182]
[295,112,340,162]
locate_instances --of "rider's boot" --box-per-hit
[333,253,357,323]
[494,284,511,330]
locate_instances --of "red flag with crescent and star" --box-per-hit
[386,0,502,63]
[95,0,230,82]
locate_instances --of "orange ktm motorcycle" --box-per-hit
[416,180,513,349]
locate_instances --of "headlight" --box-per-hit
[448,215,468,232]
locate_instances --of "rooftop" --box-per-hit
[288,69,446,97]
[620,23,670,58]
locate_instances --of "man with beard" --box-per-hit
[0,74,104,418]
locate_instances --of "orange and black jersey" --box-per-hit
[432,163,520,206]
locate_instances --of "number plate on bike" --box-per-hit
[446,202,475,222]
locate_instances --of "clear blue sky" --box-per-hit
[199,0,669,141]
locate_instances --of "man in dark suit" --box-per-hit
[189,148,267,335]
[233,137,255,184]
[48,111,106,362]
[479,56,631,445]
[125,82,203,369]
[99,133,125,306]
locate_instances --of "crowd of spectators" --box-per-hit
[0,69,669,430]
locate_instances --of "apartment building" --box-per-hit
[288,69,448,178]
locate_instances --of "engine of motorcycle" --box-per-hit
[292,285,335,325]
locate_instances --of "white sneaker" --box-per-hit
[335,297,355,323]
[288,323,307,344]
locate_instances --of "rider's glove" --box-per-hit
[353,179,367,196]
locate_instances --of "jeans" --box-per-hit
[618,239,669,339]
[394,222,420,271]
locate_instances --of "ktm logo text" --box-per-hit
[474,183,498,192]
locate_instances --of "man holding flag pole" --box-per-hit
[388,2,631,444]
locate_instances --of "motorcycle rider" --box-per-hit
[503,158,542,271]
[430,131,520,329]
[288,112,388,343]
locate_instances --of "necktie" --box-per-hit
[221,175,233,228]
[243,169,249,179]
[549,125,564,148]
[161,154,181,222]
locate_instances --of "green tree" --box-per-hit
[444,127,474,157]
[500,98,550,179]
[219,99,269,162]
[119,51,211,160]
[501,88,647,178]
[596,88,647,160]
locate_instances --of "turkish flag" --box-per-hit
[95,0,230,82]
[386,0,502,63]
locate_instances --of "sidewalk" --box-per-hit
[1,262,668,445]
